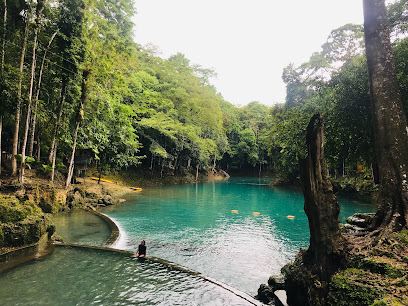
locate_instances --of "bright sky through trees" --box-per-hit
[133,0,364,106]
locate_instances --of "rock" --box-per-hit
[38,197,53,213]
[256,284,275,304]
[85,191,98,199]
[354,213,375,225]
[346,213,375,228]
[103,195,114,205]
[341,223,368,236]
[47,224,56,237]
[346,216,368,228]
[0,215,50,248]
[268,275,285,290]
[72,190,84,206]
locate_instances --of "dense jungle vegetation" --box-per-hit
[0,0,407,185]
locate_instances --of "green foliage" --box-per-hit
[42,164,53,172]
[327,271,383,306]
[396,229,408,245]
[350,255,406,279]
[363,258,405,278]
[1,0,407,182]
[370,300,387,306]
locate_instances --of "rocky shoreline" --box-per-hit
[256,212,408,305]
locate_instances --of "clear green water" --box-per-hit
[52,210,111,246]
[0,247,252,305]
[102,177,377,296]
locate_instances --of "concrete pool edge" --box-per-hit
[0,234,54,273]
[0,207,118,274]
[84,208,121,247]
[54,242,263,305]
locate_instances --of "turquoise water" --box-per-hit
[52,210,111,246]
[0,247,252,305]
[102,177,377,295]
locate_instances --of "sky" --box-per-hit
[132,0,365,106]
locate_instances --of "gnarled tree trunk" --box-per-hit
[284,114,347,306]
[363,0,408,232]
[299,114,345,269]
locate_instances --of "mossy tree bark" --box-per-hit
[363,0,408,232]
[299,114,346,272]
[284,114,347,306]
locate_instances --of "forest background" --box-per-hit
[1,0,408,185]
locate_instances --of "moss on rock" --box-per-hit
[0,195,53,249]
[327,241,408,306]
[0,195,42,223]
[327,269,384,306]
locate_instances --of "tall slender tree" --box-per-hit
[49,85,66,182]
[12,3,30,176]
[28,28,58,157]
[0,0,6,175]
[20,0,45,183]
[1,0,6,74]
[363,0,408,232]
[65,67,90,187]
[0,115,2,175]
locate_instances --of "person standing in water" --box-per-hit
[135,240,146,258]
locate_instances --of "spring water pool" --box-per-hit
[52,209,111,246]
[0,247,253,305]
[0,177,377,304]
[102,177,377,296]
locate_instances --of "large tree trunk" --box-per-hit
[12,18,29,176]
[19,0,45,183]
[363,0,408,231]
[65,68,91,188]
[299,114,345,268]
[1,0,6,74]
[0,115,2,175]
[28,28,57,157]
[284,114,347,306]
[0,1,5,175]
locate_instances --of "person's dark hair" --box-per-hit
[141,240,145,245]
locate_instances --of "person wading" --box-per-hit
[135,240,147,258]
